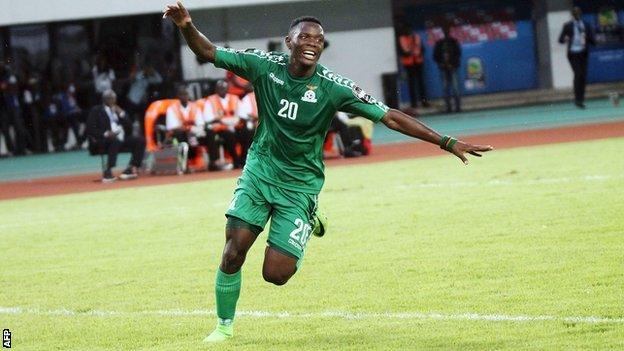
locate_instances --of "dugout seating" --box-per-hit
[143,99,207,172]
[323,116,373,158]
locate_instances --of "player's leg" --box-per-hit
[204,172,270,343]
[262,246,298,285]
[205,222,259,343]
[263,190,317,285]
[262,202,326,284]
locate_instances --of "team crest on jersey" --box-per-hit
[301,85,318,103]
[352,85,374,104]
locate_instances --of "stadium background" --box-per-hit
[0,0,623,349]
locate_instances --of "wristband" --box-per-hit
[439,135,457,151]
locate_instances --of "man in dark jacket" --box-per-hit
[559,7,595,108]
[86,89,146,182]
[434,27,462,113]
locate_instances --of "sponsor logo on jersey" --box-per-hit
[301,85,318,103]
[352,85,374,104]
[269,72,284,86]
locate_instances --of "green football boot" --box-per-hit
[312,207,328,237]
[203,323,233,343]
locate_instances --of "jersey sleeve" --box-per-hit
[214,47,270,82]
[332,79,389,123]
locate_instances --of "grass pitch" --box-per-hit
[1,137,623,350]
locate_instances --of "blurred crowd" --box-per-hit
[0,53,179,157]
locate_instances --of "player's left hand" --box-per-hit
[450,140,494,165]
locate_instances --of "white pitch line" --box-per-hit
[1,307,623,324]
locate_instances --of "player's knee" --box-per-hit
[262,269,293,286]
[221,247,245,272]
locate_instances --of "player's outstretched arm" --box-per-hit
[163,1,216,63]
[381,109,493,165]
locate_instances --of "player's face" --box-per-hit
[287,22,324,67]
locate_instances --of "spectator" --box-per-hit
[397,23,429,109]
[40,91,63,152]
[92,56,116,96]
[433,26,462,113]
[235,87,258,165]
[126,62,163,132]
[86,89,146,183]
[225,71,251,99]
[198,80,242,170]
[0,62,15,156]
[559,6,595,109]
[329,112,366,158]
[22,76,44,152]
[58,82,86,150]
[165,85,203,162]
[4,75,33,155]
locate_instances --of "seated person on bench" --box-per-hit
[165,85,202,157]
[86,89,146,183]
[197,80,242,170]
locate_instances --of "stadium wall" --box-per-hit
[0,0,309,26]
[180,0,397,101]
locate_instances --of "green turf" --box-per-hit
[1,138,623,350]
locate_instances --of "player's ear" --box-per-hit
[284,35,292,50]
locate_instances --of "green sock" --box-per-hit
[215,268,241,326]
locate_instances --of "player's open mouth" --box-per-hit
[302,50,317,60]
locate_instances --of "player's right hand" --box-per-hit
[163,1,191,27]
[450,140,494,165]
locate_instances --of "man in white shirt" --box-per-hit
[235,88,258,166]
[165,85,203,162]
[197,80,242,170]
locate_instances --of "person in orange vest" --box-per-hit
[397,23,430,109]
[198,79,242,170]
[165,85,202,157]
[235,86,258,166]
[225,71,251,99]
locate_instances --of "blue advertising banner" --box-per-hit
[574,1,624,83]
[395,0,538,101]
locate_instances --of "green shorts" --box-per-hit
[225,170,318,261]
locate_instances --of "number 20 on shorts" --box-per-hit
[289,218,312,247]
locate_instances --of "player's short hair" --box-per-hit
[289,16,322,31]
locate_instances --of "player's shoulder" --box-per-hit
[316,65,370,101]
[316,64,388,109]
[315,65,356,93]
[219,47,288,66]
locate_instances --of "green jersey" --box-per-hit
[215,46,389,194]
